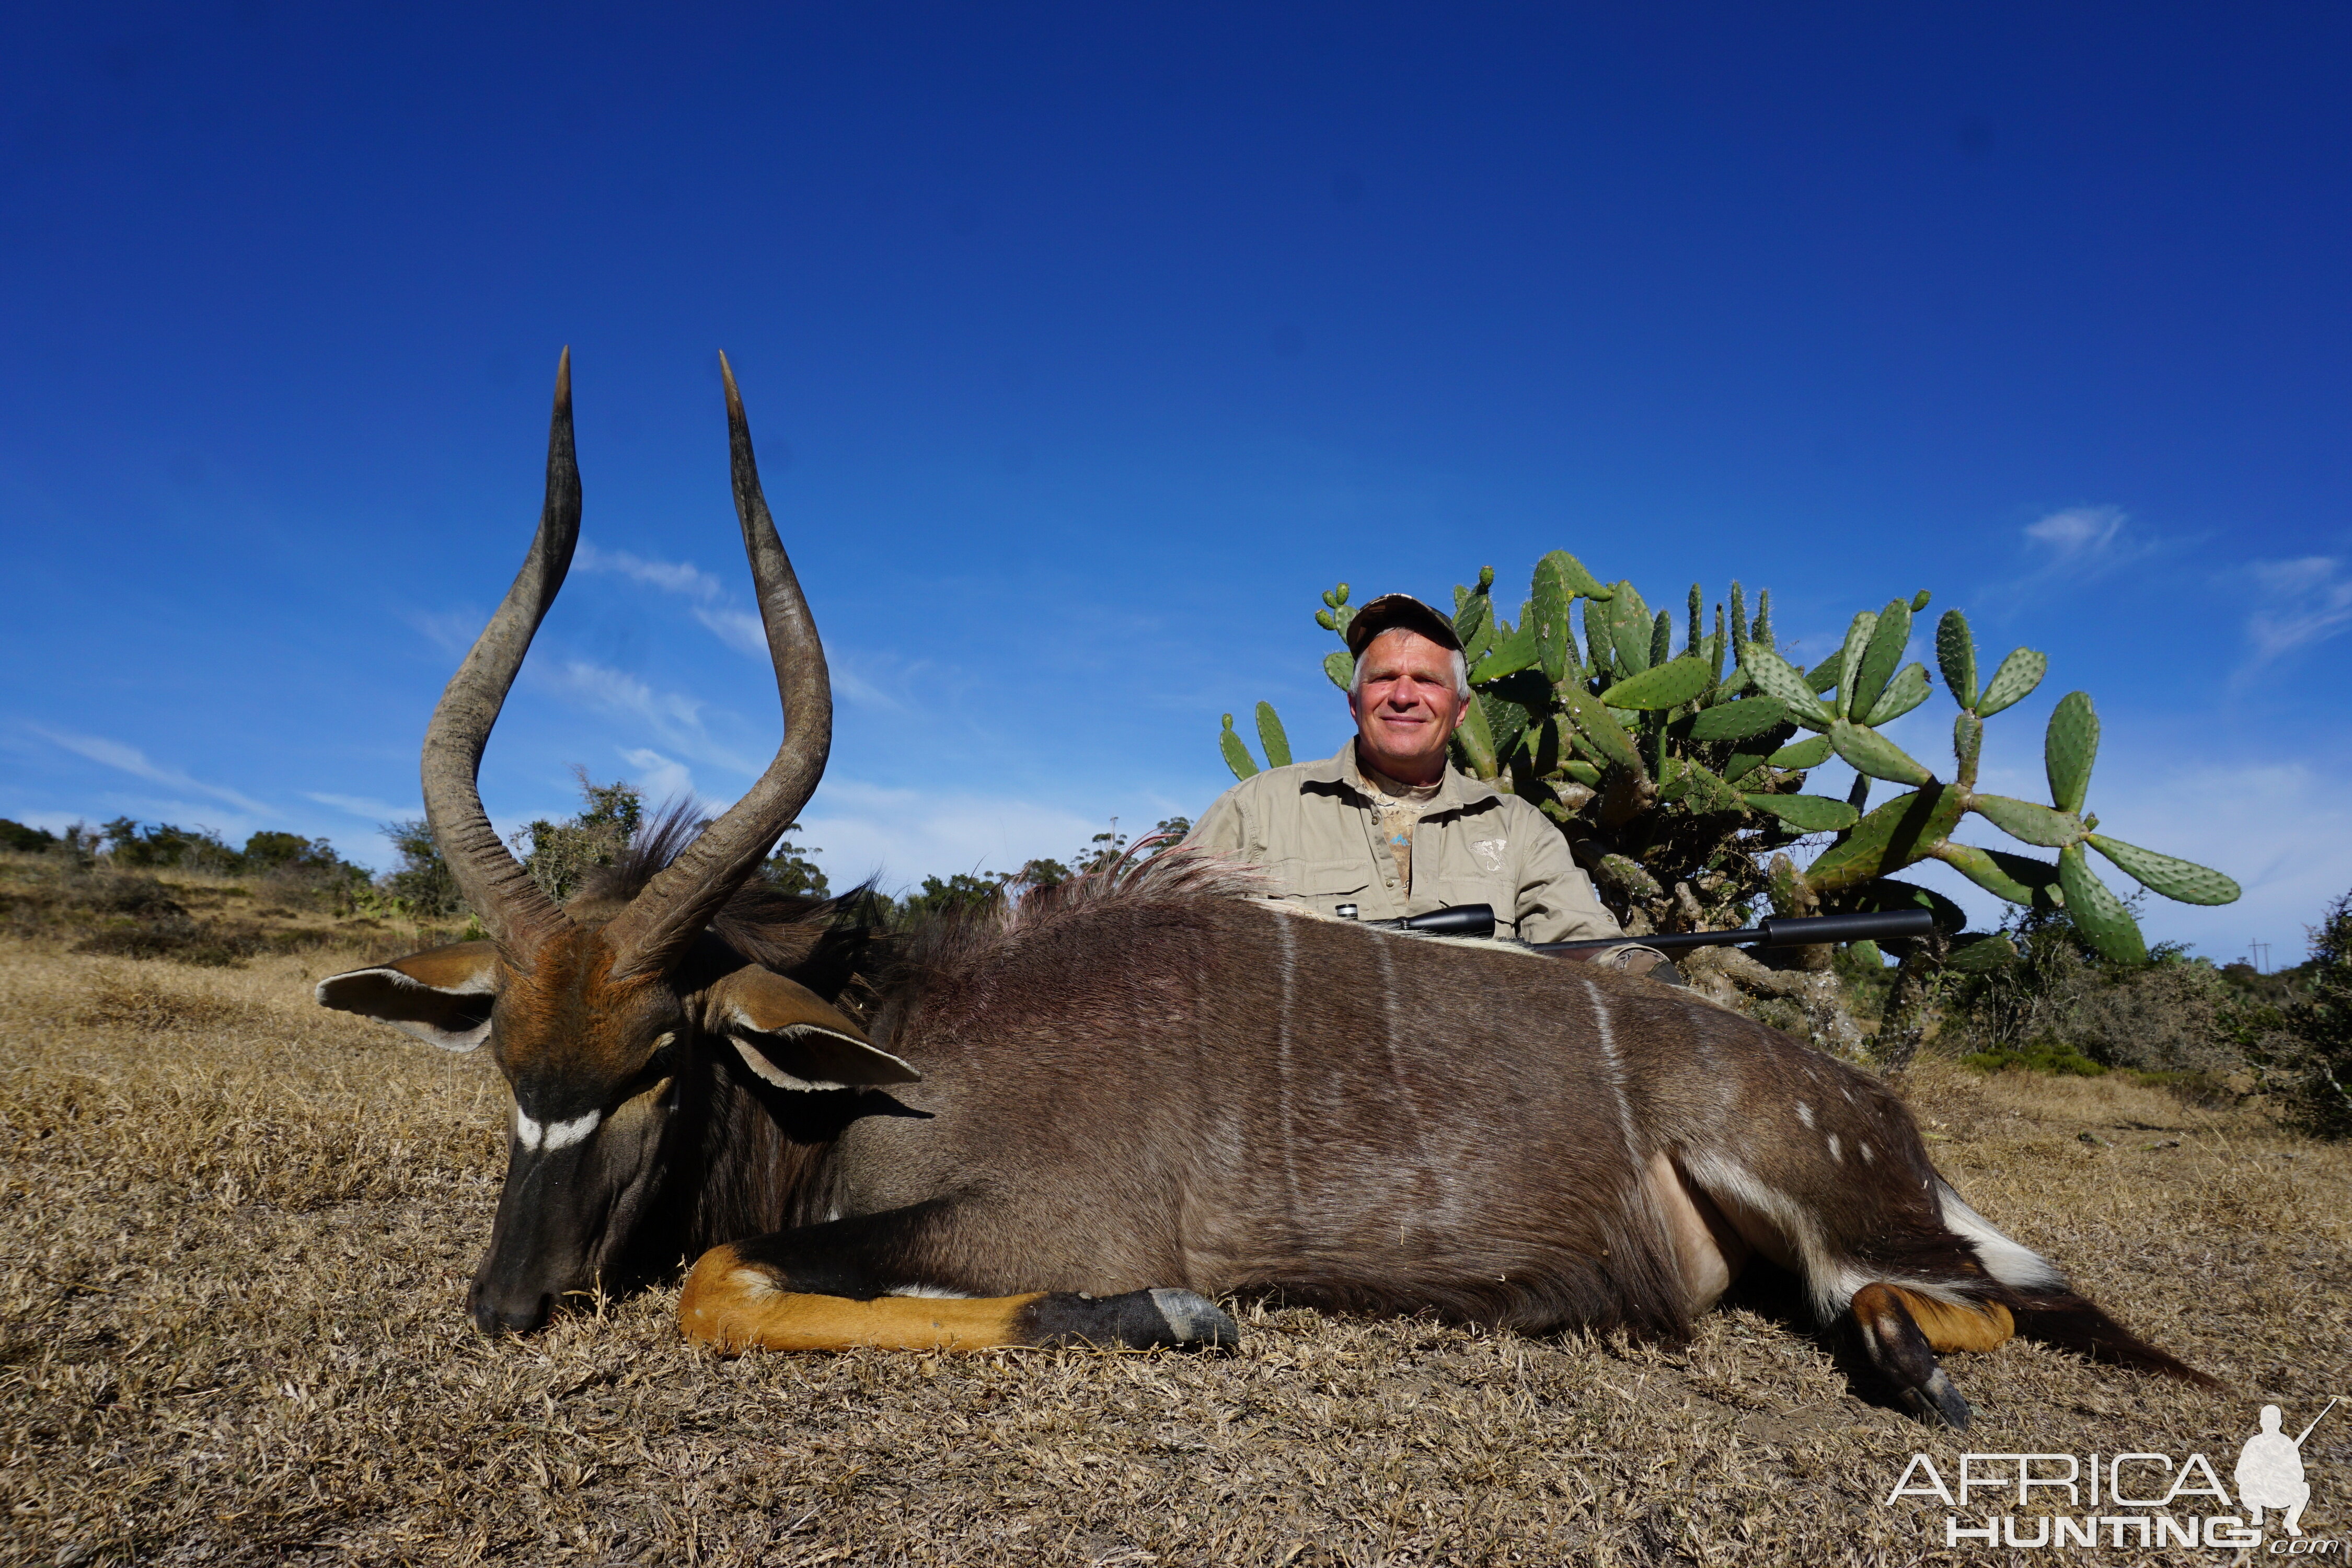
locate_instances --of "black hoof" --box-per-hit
[1900,1368,1973,1429]
[1019,1287,1242,1351]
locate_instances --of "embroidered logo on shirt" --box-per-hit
[1471,837,1507,873]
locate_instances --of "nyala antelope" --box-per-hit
[318,351,2210,1427]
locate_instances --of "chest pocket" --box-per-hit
[1274,857,1378,919]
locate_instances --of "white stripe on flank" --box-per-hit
[1371,933,1431,1163]
[1275,914,1301,1220]
[1578,978,1641,1160]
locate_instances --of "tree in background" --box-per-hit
[2247,890,2352,1138]
[764,823,830,898]
[379,818,464,918]
[514,771,644,903]
[1224,559,2239,1061]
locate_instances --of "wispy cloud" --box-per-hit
[691,605,767,656]
[574,541,785,666]
[795,779,1118,893]
[406,606,487,657]
[2023,504,2128,560]
[540,659,760,774]
[619,747,701,809]
[575,543,726,602]
[31,727,274,815]
[304,791,416,821]
[2245,556,2352,663]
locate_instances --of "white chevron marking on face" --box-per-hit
[513,1108,601,1152]
[541,1110,602,1150]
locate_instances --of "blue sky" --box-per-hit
[4,3,2348,965]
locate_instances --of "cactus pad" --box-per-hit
[1934,609,1978,711]
[1687,696,1789,742]
[2058,843,2148,964]
[1219,714,1259,781]
[1835,612,1879,720]
[1967,792,2083,849]
[1863,662,1932,726]
[1804,785,1969,891]
[1849,598,1912,722]
[2086,834,2242,906]
[2043,690,2099,815]
[1600,655,1713,711]
[1930,841,2063,909]
[1558,684,1645,775]
[1744,792,1861,833]
[1254,702,1293,769]
[1829,720,1936,787]
[1977,647,2047,717]
[1737,644,1835,727]
[1767,733,1835,769]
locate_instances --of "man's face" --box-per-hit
[1348,628,1469,782]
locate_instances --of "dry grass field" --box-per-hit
[3,869,2346,1565]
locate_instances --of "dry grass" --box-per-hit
[4,922,2347,1566]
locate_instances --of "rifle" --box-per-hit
[1356,904,1938,956]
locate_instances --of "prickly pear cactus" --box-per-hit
[1219,559,2239,1064]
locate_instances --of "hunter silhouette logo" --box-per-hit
[1885,1399,2339,1550]
[2239,1399,2336,1538]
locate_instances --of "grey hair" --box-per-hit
[1349,627,1472,704]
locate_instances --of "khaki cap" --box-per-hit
[1344,594,1463,657]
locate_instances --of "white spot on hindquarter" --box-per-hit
[1578,978,1642,1160]
[1827,1133,1841,1163]
[1859,1141,1873,1164]
[1936,1179,2066,1290]
[1796,1101,1813,1129]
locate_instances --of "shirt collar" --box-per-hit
[1319,740,1499,812]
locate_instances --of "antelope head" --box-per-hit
[318,352,918,1334]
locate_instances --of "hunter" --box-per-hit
[1188,593,1627,948]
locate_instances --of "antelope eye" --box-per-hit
[647,1031,681,1072]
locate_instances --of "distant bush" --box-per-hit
[0,818,56,852]
[2245,889,2352,1138]
[517,772,645,903]
[1939,903,2261,1080]
[377,818,465,919]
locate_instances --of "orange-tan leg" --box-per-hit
[678,1243,1239,1355]
[1882,1284,2015,1354]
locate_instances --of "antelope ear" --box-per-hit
[706,965,920,1092]
[315,941,500,1052]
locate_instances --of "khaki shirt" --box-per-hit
[1187,742,1622,944]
